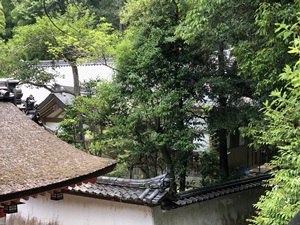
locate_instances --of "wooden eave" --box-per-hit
[0,102,117,204]
[0,163,116,204]
[39,95,67,118]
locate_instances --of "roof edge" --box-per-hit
[177,174,271,199]
[64,191,165,207]
[0,163,116,203]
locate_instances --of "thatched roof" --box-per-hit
[0,102,116,203]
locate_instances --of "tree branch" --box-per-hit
[25,81,75,96]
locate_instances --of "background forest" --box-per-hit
[1,0,300,224]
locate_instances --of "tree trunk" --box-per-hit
[178,97,188,191]
[218,128,229,177]
[160,144,176,193]
[179,159,188,191]
[70,62,80,97]
[70,62,86,150]
[217,42,229,177]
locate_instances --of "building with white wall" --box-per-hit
[21,60,114,104]
[8,174,270,225]
[0,95,116,224]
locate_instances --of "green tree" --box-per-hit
[177,0,258,177]
[82,0,125,30]
[115,0,210,190]
[0,4,116,150]
[5,4,116,96]
[10,0,45,26]
[71,80,120,155]
[57,79,162,178]
[1,0,15,39]
[236,1,299,101]
[248,20,300,224]
[56,104,81,148]
[8,0,124,30]
[0,1,5,34]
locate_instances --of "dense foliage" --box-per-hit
[177,0,259,176]
[2,0,300,221]
[244,12,300,224]
[1,4,116,94]
[115,0,208,191]
[0,1,5,34]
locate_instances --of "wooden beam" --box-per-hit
[44,118,63,123]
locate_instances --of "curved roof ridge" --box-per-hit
[96,174,167,189]
[68,174,170,206]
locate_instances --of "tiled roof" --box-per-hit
[68,174,270,209]
[174,174,270,207]
[68,174,170,206]
[53,93,74,104]
[38,60,113,67]
[39,92,74,109]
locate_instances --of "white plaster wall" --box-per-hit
[44,122,59,131]
[153,187,266,225]
[21,63,113,104]
[16,194,154,225]
[13,187,266,225]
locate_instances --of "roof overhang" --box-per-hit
[0,163,116,204]
[0,102,116,204]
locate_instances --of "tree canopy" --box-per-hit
[1,4,116,95]
[3,1,300,220]
[115,0,205,191]
[176,0,259,177]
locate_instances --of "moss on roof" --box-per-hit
[0,102,116,199]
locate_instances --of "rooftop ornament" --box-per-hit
[0,78,43,126]
[0,78,23,105]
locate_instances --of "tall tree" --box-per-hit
[177,0,258,177]
[0,4,116,149]
[115,0,210,190]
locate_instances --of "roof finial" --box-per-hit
[0,78,23,105]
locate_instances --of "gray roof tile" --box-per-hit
[67,174,271,209]
[68,174,170,206]
[174,174,270,207]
